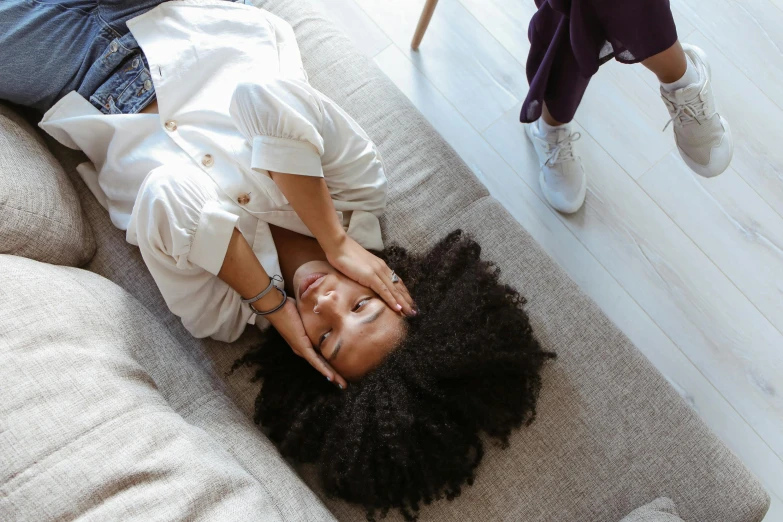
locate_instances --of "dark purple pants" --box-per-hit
[520,0,678,123]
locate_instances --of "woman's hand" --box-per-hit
[264,297,348,389]
[267,173,414,315]
[325,234,415,316]
[216,228,347,388]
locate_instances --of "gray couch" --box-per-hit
[0,0,771,520]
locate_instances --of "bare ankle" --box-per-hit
[542,104,565,127]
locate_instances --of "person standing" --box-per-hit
[521,0,732,213]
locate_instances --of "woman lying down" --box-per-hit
[2,0,555,519]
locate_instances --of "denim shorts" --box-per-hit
[0,0,238,114]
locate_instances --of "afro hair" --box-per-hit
[230,230,556,520]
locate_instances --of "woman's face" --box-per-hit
[293,260,407,380]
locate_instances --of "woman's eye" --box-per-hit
[319,330,331,348]
[352,298,370,312]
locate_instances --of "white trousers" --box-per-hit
[130,165,260,343]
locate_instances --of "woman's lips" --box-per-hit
[299,273,326,301]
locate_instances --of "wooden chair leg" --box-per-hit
[411,0,439,51]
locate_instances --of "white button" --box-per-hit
[164,120,177,131]
[132,58,140,68]
[110,42,119,52]
[143,80,152,91]
[201,154,214,168]
[237,193,250,205]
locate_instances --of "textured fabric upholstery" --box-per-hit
[619,497,685,522]
[0,254,335,522]
[0,103,94,266]
[24,0,769,521]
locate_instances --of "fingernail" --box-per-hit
[410,309,418,316]
[326,375,333,382]
[396,304,403,311]
[338,383,344,390]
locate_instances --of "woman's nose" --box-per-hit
[313,291,337,315]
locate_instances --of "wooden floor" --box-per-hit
[309,0,783,518]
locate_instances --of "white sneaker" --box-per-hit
[524,121,587,214]
[661,44,733,178]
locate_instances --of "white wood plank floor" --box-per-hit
[307,0,783,518]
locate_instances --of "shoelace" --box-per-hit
[662,95,707,131]
[542,132,581,167]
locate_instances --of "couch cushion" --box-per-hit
[0,103,94,266]
[0,254,335,522]
[619,497,684,522]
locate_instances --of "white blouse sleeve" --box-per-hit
[229,78,386,213]
[230,78,326,178]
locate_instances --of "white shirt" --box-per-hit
[39,0,388,283]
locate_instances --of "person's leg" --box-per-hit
[97,0,178,34]
[541,104,564,127]
[520,3,591,213]
[525,65,587,215]
[0,1,108,111]
[594,0,732,177]
[0,0,165,113]
[642,40,688,83]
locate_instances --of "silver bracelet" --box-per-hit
[248,287,287,316]
[241,275,282,305]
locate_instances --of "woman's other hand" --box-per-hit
[265,297,348,389]
[325,234,415,316]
